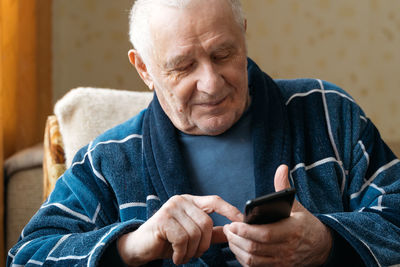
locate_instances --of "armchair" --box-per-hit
[43,87,153,198]
[5,87,152,251]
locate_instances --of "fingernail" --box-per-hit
[223,224,229,234]
[235,212,244,222]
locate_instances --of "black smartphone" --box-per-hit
[244,187,296,225]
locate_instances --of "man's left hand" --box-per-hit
[223,165,333,267]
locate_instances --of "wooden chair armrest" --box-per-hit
[43,115,66,200]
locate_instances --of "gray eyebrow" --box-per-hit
[213,43,236,53]
[164,54,193,70]
[163,41,238,70]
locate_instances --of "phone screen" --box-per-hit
[244,188,296,224]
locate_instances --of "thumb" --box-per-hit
[273,164,291,191]
[211,226,227,244]
[273,164,304,212]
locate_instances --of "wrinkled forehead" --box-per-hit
[150,0,229,10]
[148,0,236,28]
[146,0,243,59]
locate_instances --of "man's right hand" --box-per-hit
[117,194,243,266]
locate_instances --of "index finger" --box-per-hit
[183,195,243,223]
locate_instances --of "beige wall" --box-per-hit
[53,0,400,142]
[243,0,400,143]
[52,0,145,103]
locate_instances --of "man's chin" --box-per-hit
[195,117,237,136]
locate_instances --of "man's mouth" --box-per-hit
[198,96,227,107]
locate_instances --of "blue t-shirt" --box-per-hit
[179,110,255,226]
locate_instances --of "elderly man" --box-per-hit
[8,0,400,266]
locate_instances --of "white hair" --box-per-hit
[129,0,245,65]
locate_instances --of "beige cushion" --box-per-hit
[6,167,43,252]
[4,143,43,178]
[54,87,153,167]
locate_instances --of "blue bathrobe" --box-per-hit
[7,59,400,266]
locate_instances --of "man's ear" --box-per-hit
[244,19,247,32]
[128,49,154,90]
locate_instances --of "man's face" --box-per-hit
[134,0,249,135]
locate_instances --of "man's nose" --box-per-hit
[196,63,224,94]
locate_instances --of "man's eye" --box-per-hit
[175,63,194,72]
[212,52,230,61]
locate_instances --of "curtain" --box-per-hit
[0,0,52,263]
